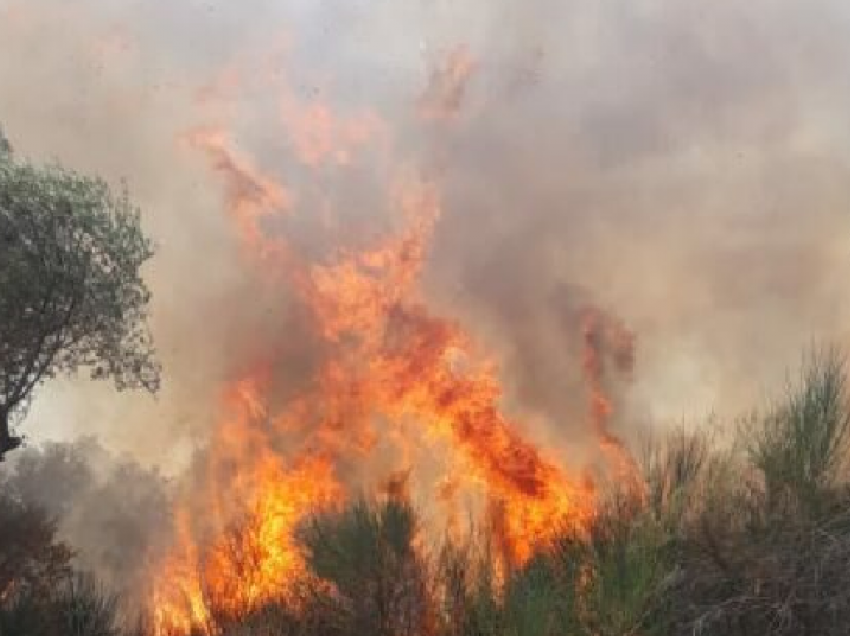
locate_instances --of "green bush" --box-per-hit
[297,496,432,636]
[0,574,123,636]
[668,347,850,636]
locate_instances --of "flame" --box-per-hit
[149,67,641,632]
[150,373,344,634]
[280,99,386,167]
[181,126,292,261]
[581,308,645,499]
[419,45,477,121]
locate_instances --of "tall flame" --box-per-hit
[581,308,646,497]
[149,65,639,633]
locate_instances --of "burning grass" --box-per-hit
[3,347,850,636]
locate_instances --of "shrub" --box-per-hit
[297,496,433,636]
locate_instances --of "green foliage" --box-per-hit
[301,497,418,589]
[297,496,431,636]
[643,426,710,522]
[747,346,850,516]
[499,554,579,636]
[0,132,159,457]
[434,539,503,636]
[581,510,672,636]
[55,574,123,636]
[665,347,850,636]
[0,573,124,636]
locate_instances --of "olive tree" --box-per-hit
[0,129,160,459]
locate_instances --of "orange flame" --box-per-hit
[419,45,477,121]
[581,308,645,499]
[150,372,344,634]
[149,72,641,633]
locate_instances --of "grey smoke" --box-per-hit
[0,438,170,596]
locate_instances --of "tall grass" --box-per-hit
[748,347,850,515]
[0,573,124,636]
[666,347,850,636]
[297,496,433,636]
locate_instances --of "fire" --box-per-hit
[149,62,641,633]
[280,99,386,167]
[420,44,477,121]
[149,373,344,635]
[581,308,646,498]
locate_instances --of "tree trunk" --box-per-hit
[0,409,22,461]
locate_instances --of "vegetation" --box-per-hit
[0,127,159,459]
[2,348,849,635]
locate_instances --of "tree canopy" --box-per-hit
[0,129,159,459]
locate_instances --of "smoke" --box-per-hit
[2,0,850,592]
[419,0,850,434]
[0,438,171,596]
[0,0,300,466]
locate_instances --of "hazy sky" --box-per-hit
[2,0,850,469]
